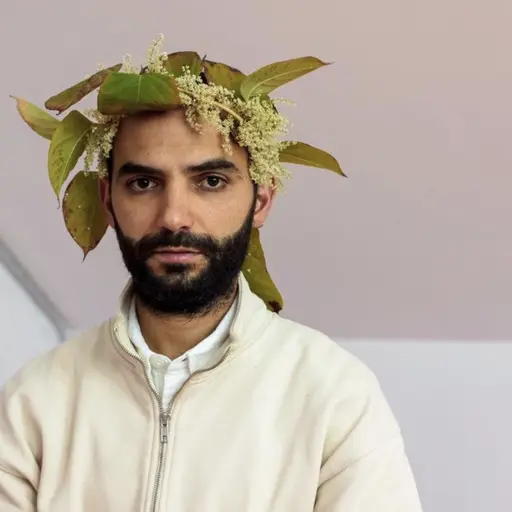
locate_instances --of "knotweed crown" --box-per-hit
[12,34,344,312]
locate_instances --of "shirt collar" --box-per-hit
[112,273,274,362]
[127,294,238,365]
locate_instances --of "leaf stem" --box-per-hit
[211,101,243,122]
[175,86,243,123]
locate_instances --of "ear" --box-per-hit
[99,177,116,228]
[252,185,276,229]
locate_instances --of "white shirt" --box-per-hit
[128,296,237,410]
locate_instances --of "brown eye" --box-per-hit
[206,176,221,187]
[199,175,227,190]
[129,177,157,192]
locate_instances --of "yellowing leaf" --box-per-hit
[203,60,246,96]
[164,51,202,77]
[97,72,181,115]
[242,228,283,313]
[240,56,330,100]
[45,64,122,114]
[48,110,92,203]
[63,171,108,258]
[11,96,59,140]
[279,142,345,177]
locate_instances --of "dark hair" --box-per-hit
[106,152,114,182]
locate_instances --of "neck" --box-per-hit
[134,286,237,360]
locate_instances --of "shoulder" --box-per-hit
[267,314,376,384]
[1,322,108,403]
[267,314,402,445]
[263,314,395,419]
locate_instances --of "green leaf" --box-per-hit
[45,64,122,114]
[97,72,181,115]
[279,142,345,176]
[203,60,246,96]
[163,51,202,77]
[62,171,108,259]
[48,110,92,203]
[242,228,283,313]
[240,56,330,100]
[11,96,60,140]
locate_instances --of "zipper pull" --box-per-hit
[160,414,169,444]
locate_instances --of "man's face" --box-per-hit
[100,109,274,316]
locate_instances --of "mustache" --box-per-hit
[132,229,219,259]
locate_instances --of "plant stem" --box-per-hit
[211,101,243,123]
[176,87,243,123]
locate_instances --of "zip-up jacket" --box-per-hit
[0,274,423,511]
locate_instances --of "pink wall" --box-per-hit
[1,0,511,340]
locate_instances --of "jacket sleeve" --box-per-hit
[0,378,39,511]
[0,468,37,511]
[314,361,423,511]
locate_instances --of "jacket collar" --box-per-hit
[111,273,274,358]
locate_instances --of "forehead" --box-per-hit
[112,109,248,172]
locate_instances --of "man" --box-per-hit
[1,36,423,510]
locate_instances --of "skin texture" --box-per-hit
[99,108,275,359]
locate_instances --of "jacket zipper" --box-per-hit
[112,324,231,512]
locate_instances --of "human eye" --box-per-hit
[127,177,158,193]
[198,175,228,191]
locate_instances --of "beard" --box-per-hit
[111,199,255,317]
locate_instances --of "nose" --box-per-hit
[157,181,194,232]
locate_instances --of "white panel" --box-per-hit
[339,339,512,512]
[0,260,61,385]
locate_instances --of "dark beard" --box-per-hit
[112,200,255,317]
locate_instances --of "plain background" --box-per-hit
[1,0,511,510]
[1,0,511,340]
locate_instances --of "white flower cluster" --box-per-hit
[83,34,294,188]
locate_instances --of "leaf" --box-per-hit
[203,60,246,96]
[48,110,92,203]
[279,142,345,177]
[240,56,330,100]
[11,96,60,140]
[242,228,283,313]
[63,171,108,258]
[45,63,122,114]
[97,72,181,115]
[164,51,202,77]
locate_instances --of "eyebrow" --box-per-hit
[187,158,238,173]
[117,158,238,178]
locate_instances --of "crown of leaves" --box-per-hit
[11,34,344,313]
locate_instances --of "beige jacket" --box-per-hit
[0,274,423,511]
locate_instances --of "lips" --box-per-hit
[151,247,203,264]
[154,247,201,254]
